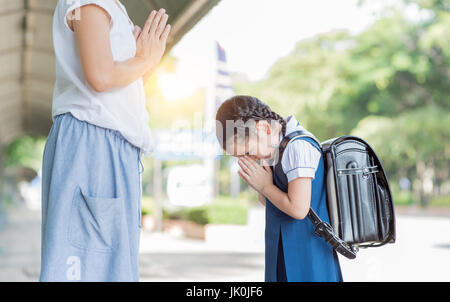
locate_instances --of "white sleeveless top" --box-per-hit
[280,116,322,181]
[52,0,153,157]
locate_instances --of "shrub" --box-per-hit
[184,206,209,225]
[206,200,248,225]
[141,196,154,216]
[141,195,250,225]
[183,201,249,225]
[429,195,450,207]
[390,183,417,205]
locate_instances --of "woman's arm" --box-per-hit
[71,6,170,92]
[238,156,311,219]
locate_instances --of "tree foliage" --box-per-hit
[236,1,449,205]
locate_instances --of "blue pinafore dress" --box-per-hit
[265,136,343,282]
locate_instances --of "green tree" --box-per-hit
[235,1,449,205]
[5,136,46,172]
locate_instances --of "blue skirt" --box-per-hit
[265,200,343,282]
[40,112,144,281]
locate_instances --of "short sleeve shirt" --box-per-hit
[280,116,322,182]
[52,0,153,156]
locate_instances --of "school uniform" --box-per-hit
[40,0,149,281]
[265,116,343,282]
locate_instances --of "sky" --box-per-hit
[162,0,414,100]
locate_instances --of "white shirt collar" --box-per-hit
[278,115,305,144]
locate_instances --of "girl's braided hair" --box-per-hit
[215,95,286,149]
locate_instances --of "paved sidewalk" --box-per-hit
[338,215,450,281]
[139,232,265,282]
[0,206,266,282]
[1,205,449,282]
[0,206,41,281]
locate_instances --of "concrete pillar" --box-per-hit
[229,157,240,198]
[0,142,4,203]
[153,158,163,232]
[0,142,6,228]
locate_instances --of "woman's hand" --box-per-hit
[134,8,171,74]
[237,156,273,194]
[72,5,170,91]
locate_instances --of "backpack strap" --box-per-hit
[308,210,357,259]
[278,130,357,260]
[279,130,322,156]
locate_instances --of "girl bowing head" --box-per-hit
[215,95,343,282]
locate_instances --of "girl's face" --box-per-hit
[226,120,281,161]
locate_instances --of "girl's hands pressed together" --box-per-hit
[134,8,171,74]
[238,156,273,193]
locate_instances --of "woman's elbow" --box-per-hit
[88,76,108,93]
[84,68,111,93]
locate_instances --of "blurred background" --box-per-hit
[0,0,449,281]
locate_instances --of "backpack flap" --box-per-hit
[323,136,396,247]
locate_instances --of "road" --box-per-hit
[0,206,449,282]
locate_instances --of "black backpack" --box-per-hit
[274,130,396,259]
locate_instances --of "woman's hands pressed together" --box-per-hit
[133,8,171,75]
[238,156,274,194]
[72,6,171,92]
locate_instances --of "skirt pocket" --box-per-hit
[68,185,122,253]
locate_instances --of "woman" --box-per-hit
[40,0,170,281]
[215,96,343,282]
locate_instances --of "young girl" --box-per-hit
[216,95,343,282]
[40,1,170,281]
